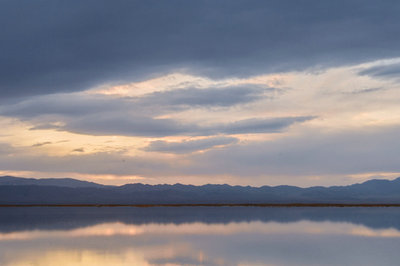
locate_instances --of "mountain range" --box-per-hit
[1,176,400,205]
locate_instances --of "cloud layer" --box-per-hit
[2,1,400,98]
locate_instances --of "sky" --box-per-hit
[1,0,400,186]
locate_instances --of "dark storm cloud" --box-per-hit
[2,0,400,98]
[143,136,239,154]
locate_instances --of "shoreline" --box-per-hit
[1,203,400,207]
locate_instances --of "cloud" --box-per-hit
[72,148,84,153]
[62,116,314,137]
[63,115,198,137]
[29,124,62,131]
[0,93,122,119]
[143,136,238,154]
[186,126,400,178]
[2,0,400,98]
[0,125,399,186]
[32,142,52,147]
[137,85,272,108]
[1,85,272,120]
[0,144,170,177]
[0,89,313,137]
[215,116,314,135]
[358,62,400,80]
[345,87,385,95]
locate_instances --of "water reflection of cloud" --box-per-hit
[7,249,150,266]
[1,220,400,266]
[1,221,400,242]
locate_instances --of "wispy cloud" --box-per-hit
[62,115,314,137]
[32,141,52,147]
[143,136,239,154]
[359,63,400,80]
[134,85,273,108]
[344,87,385,95]
[72,148,85,153]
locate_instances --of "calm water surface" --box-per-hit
[0,207,399,266]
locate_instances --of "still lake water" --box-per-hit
[0,207,399,266]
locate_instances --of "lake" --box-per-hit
[0,207,399,265]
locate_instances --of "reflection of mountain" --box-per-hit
[0,206,399,233]
[1,176,400,204]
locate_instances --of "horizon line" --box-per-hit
[1,175,400,189]
[1,203,400,208]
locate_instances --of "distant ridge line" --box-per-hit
[1,176,400,205]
